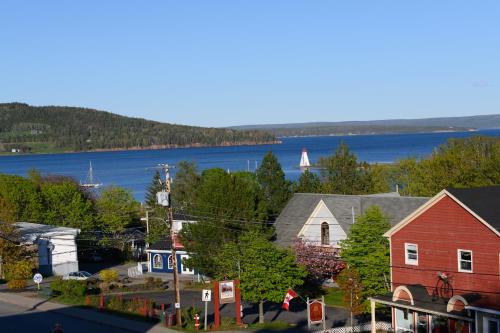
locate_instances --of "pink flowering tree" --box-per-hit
[293,238,345,281]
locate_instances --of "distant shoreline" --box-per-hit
[275,128,480,139]
[0,140,282,156]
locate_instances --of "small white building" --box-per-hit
[16,222,80,276]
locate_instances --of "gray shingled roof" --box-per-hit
[274,192,429,247]
[447,186,500,232]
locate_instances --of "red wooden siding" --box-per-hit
[390,195,500,305]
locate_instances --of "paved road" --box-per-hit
[114,290,350,330]
[0,300,127,333]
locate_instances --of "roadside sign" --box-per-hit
[33,273,43,290]
[307,296,326,331]
[202,289,212,302]
[175,302,180,309]
[219,280,235,304]
[202,289,212,330]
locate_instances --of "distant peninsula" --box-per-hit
[232,114,500,137]
[0,103,278,154]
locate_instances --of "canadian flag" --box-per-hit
[282,289,298,311]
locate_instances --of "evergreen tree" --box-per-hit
[340,206,390,305]
[180,168,268,276]
[294,170,322,193]
[145,171,163,208]
[256,151,291,219]
[172,161,200,210]
[319,142,374,194]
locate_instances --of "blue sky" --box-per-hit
[0,1,498,127]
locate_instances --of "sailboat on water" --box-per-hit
[80,161,103,188]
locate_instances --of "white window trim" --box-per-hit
[458,249,473,273]
[483,316,500,333]
[167,254,174,270]
[153,254,163,269]
[405,243,418,266]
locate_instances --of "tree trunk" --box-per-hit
[259,300,265,324]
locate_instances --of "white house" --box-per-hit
[274,192,429,248]
[16,222,80,276]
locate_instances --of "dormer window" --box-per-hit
[321,222,329,245]
[405,243,418,265]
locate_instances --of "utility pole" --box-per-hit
[140,210,150,248]
[158,164,181,327]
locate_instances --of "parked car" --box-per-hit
[63,271,93,281]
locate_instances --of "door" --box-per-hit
[180,254,194,275]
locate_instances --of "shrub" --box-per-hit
[50,278,87,298]
[107,295,126,311]
[100,269,118,283]
[7,279,26,289]
[182,306,202,328]
[4,260,35,281]
[145,276,155,287]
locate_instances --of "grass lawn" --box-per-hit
[323,287,345,308]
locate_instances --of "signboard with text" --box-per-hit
[307,297,326,330]
[219,280,235,304]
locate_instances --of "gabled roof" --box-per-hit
[274,193,429,247]
[385,186,500,237]
[447,186,500,232]
[15,222,80,243]
[147,237,172,251]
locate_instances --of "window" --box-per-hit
[153,254,163,269]
[458,249,473,272]
[484,317,499,333]
[167,255,174,270]
[405,243,418,265]
[321,222,329,245]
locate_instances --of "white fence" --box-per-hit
[127,262,146,278]
[316,321,393,333]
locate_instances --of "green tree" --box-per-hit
[0,174,44,222]
[319,142,374,194]
[340,206,390,305]
[395,136,500,196]
[39,179,95,231]
[214,231,307,323]
[143,171,167,244]
[144,171,163,208]
[256,151,291,219]
[180,169,268,276]
[336,267,364,322]
[172,161,200,210]
[294,170,322,193]
[96,187,140,234]
[0,197,23,274]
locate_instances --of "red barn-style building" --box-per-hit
[370,186,500,333]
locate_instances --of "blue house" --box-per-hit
[146,237,194,275]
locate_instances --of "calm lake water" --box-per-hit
[1,129,499,202]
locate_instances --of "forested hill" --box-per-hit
[0,103,277,153]
[233,114,500,137]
